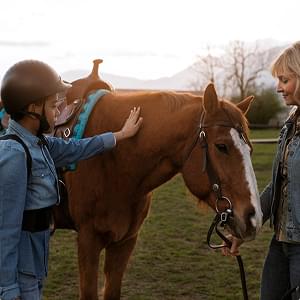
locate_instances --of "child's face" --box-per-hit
[43,93,61,133]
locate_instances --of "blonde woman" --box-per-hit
[224,42,300,300]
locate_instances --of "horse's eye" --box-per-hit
[215,144,228,154]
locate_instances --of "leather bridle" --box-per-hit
[198,109,252,216]
[193,108,252,300]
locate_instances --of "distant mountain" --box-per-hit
[62,44,286,92]
[62,67,194,91]
[62,64,274,93]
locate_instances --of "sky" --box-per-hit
[0,0,299,80]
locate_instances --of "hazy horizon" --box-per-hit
[1,0,299,80]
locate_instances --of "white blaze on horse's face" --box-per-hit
[230,128,263,234]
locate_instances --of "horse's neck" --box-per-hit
[92,93,203,194]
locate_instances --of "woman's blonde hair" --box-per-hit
[271,41,300,98]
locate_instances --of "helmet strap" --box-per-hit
[22,102,50,136]
[37,102,50,136]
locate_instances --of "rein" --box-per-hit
[196,109,250,300]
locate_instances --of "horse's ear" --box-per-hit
[203,83,219,113]
[237,96,254,115]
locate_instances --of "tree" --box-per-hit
[223,40,272,101]
[245,89,285,125]
[191,40,276,99]
[189,45,221,92]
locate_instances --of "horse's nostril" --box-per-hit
[247,208,256,227]
[248,209,255,219]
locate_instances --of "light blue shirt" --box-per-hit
[0,119,116,299]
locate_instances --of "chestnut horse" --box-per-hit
[54,83,262,300]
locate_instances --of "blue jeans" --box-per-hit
[261,235,300,300]
[18,273,43,300]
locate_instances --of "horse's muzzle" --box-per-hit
[228,212,260,241]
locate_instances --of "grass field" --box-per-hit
[44,129,280,300]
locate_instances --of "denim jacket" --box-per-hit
[0,120,116,299]
[261,112,300,242]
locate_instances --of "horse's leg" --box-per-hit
[103,235,138,300]
[77,227,104,300]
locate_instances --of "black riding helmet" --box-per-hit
[1,60,71,114]
[1,60,71,135]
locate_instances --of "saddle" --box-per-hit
[53,59,114,231]
[52,59,113,231]
[53,59,113,139]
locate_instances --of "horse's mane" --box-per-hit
[111,91,248,135]
[114,90,201,113]
[161,91,201,113]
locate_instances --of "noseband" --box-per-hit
[196,109,251,300]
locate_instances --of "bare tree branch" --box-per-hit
[189,45,220,92]
[223,40,270,100]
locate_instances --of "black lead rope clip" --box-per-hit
[220,208,232,223]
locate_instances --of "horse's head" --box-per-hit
[182,84,262,241]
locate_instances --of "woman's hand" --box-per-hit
[221,235,244,256]
[114,107,143,142]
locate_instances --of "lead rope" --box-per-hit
[206,211,248,300]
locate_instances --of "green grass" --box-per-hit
[44,129,279,300]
